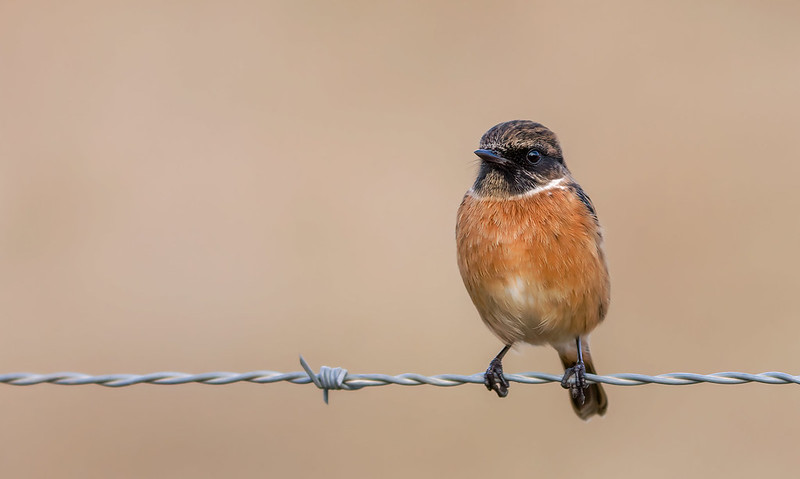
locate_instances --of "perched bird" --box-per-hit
[456,120,610,420]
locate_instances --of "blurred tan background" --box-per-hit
[2,1,800,477]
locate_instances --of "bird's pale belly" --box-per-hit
[461,256,596,345]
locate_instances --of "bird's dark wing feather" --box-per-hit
[569,183,597,220]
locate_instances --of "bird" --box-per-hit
[456,120,610,420]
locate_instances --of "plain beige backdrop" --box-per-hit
[2,1,800,478]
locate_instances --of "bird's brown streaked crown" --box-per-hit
[472,120,570,198]
[479,120,563,159]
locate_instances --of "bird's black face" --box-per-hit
[471,120,570,197]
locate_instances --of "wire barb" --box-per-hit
[299,355,352,404]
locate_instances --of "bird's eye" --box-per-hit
[526,149,542,164]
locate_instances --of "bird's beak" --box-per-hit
[474,149,510,166]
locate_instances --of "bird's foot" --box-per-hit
[484,358,509,398]
[561,361,587,405]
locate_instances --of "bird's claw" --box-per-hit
[484,358,509,398]
[561,362,587,405]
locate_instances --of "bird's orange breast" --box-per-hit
[456,187,610,346]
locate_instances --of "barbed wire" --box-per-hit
[1,356,798,403]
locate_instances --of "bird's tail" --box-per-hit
[557,342,608,420]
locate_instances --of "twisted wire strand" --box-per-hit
[0,357,799,393]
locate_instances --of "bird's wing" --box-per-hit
[568,183,598,221]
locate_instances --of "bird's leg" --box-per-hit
[560,337,587,405]
[485,344,511,398]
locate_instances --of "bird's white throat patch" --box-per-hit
[469,177,568,199]
[514,177,568,198]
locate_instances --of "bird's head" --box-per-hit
[472,120,570,197]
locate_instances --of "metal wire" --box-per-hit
[1,356,799,403]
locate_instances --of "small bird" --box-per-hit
[456,120,610,419]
